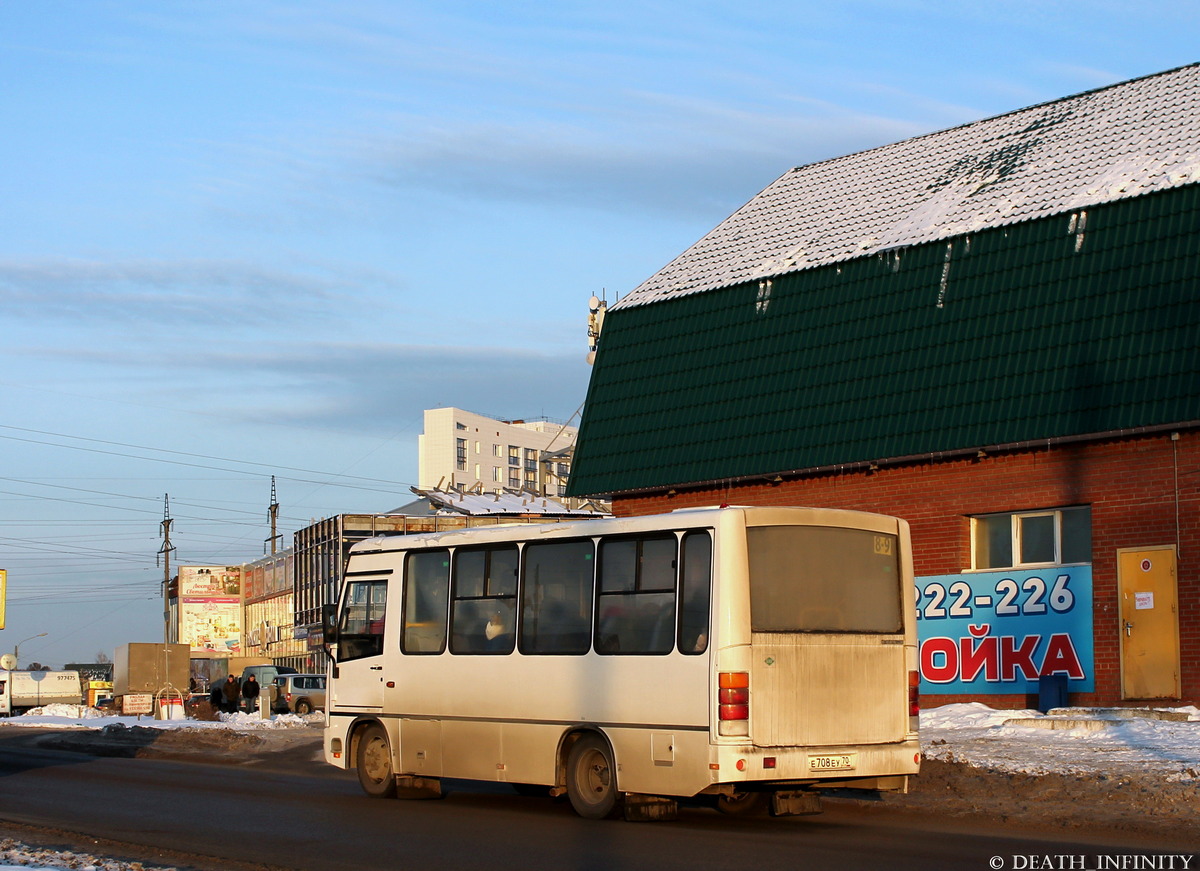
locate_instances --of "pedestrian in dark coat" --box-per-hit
[221,674,241,714]
[242,674,261,713]
[209,681,223,714]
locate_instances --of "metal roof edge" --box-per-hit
[579,421,1200,500]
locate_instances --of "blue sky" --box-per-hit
[1,1,1196,667]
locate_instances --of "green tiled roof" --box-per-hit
[568,183,1200,497]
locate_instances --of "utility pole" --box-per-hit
[265,476,281,555]
[157,495,177,644]
[157,495,180,718]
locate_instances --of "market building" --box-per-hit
[241,549,307,672]
[567,64,1200,708]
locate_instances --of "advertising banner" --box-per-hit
[180,598,242,654]
[243,553,293,603]
[246,564,265,601]
[179,566,241,598]
[916,566,1093,694]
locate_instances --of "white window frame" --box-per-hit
[970,507,1090,571]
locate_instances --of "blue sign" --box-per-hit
[915,566,1093,694]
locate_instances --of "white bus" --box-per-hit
[322,506,920,820]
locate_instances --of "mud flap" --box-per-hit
[771,790,822,816]
[622,793,679,822]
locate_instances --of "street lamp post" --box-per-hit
[2,632,46,716]
[13,632,48,669]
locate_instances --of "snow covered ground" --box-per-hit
[921,702,1200,781]
[1,702,1198,868]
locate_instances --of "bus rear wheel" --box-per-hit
[716,789,768,816]
[356,724,397,798]
[566,734,619,819]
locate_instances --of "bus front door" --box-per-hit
[333,578,388,712]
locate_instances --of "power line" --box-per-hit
[0,536,154,562]
[0,423,415,490]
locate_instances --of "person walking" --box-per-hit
[242,674,261,713]
[220,674,241,714]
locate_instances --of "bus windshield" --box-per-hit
[747,526,902,633]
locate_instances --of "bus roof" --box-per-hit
[346,505,902,554]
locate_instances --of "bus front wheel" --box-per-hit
[356,724,397,799]
[566,734,619,819]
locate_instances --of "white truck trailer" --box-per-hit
[0,670,84,715]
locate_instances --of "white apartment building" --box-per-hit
[417,407,577,498]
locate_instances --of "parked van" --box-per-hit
[271,673,325,715]
[1,671,84,715]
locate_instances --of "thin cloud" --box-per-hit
[355,103,923,220]
[0,258,361,328]
[198,342,593,431]
[12,340,593,436]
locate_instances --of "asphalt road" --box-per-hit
[0,729,1190,871]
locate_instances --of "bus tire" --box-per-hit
[716,789,768,816]
[566,734,620,819]
[356,724,397,799]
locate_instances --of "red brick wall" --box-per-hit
[614,430,1199,709]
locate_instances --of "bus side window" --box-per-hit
[595,535,676,655]
[678,531,712,654]
[451,546,518,655]
[338,579,388,661]
[402,549,450,654]
[519,540,594,655]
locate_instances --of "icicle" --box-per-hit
[936,241,954,308]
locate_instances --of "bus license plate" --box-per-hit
[809,754,856,772]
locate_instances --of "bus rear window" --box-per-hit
[747,526,902,633]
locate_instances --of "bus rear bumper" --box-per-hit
[708,736,921,792]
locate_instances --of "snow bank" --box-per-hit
[1,837,177,871]
[2,707,322,731]
[920,703,1200,779]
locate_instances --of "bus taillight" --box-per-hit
[908,670,920,717]
[718,672,750,736]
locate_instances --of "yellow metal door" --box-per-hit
[1117,547,1180,700]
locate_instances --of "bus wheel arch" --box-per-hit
[555,728,606,788]
[562,729,621,820]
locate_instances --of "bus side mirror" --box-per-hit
[322,603,339,649]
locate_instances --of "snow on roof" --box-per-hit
[616,63,1200,309]
[411,486,609,516]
